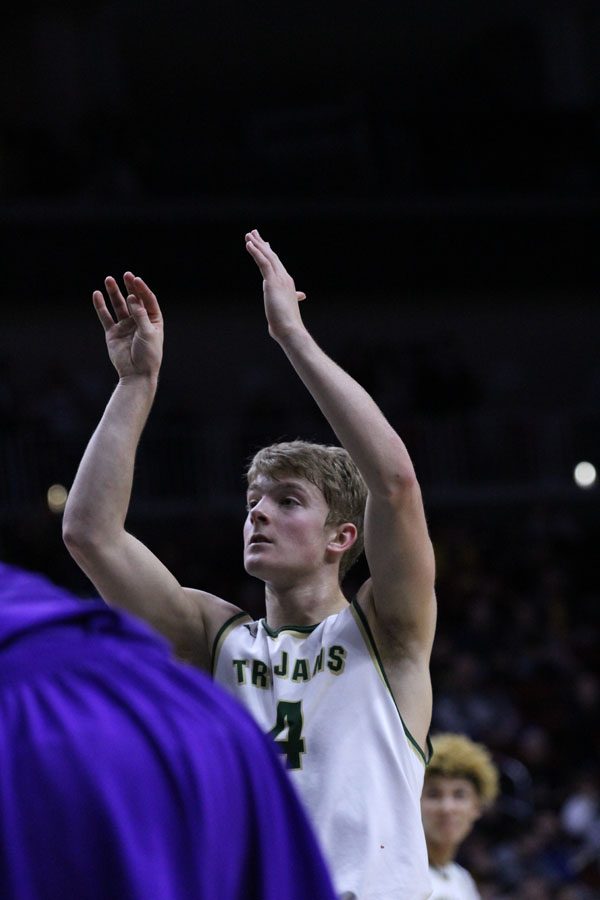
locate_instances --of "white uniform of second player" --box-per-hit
[428,862,480,899]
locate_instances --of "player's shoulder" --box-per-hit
[430,862,480,898]
[456,862,479,888]
[449,862,480,897]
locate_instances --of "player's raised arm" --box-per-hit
[63,275,235,667]
[245,230,436,741]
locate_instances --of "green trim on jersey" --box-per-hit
[350,599,432,767]
[261,620,320,639]
[211,612,252,676]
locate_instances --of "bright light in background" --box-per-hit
[573,462,597,489]
[47,483,68,514]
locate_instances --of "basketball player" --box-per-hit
[421,733,500,899]
[0,561,336,900]
[63,230,437,899]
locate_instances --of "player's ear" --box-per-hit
[326,523,357,559]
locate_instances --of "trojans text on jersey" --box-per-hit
[232,645,347,688]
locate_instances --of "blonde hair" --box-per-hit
[246,440,367,579]
[426,733,499,808]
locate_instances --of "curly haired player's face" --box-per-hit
[421,776,482,849]
[244,474,336,584]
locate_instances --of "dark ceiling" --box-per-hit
[1,1,599,297]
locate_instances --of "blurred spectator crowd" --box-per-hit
[426,510,600,898]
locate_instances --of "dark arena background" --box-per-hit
[1,3,599,896]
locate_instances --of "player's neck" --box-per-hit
[264,575,347,629]
[427,839,456,868]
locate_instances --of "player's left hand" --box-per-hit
[245,230,307,342]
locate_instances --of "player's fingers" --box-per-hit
[123,271,137,297]
[249,229,278,263]
[296,292,307,302]
[92,290,116,331]
[105,276,130,321]
[245,237,275,277]
[245,230,277,265]
[251,228,275,254]
[132,275,162,322]
[124,292,150,328]
[250,229,292,280]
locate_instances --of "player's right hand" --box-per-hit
[93,273,164,379]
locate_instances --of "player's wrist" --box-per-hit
[270,322,311,349]
[118,371,160,389]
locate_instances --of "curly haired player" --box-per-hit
[422,733,500,899]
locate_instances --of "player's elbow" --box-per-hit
[62,513,111,562]
[371,439,420,499]
[376,466,419,503]
[63,522,94,561]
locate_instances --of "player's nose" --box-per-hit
[250,501,269,523]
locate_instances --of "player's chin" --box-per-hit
[244,550,295,582]
[243,552,274,578]
[435,821,465,844]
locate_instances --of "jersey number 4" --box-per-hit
[269,701,306,769]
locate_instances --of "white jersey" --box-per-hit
[212,600,432,900]
[429,863,480,899]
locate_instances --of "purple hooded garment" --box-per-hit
[0,563,336,900]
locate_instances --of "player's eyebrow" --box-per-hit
[247,479,310,497]
[273,480,309,493]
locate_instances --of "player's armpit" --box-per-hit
[180,588,250,670]
[355,581,434,754]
